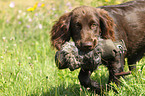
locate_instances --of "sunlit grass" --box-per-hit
[0,0,144,96]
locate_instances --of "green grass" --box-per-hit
[0,0,145,96]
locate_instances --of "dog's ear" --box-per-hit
[51,12,72,50]
[96,9,115,41]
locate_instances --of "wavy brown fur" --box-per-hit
[96,9,115,41]
[51,7,115,50]
[50,0,145,94]
[51,12,71,50]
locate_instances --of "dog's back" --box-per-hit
[100,0,145,70]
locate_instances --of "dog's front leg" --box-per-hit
[107,52,124,85]
[78,68,103,93]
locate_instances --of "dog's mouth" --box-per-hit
[80,46,94,52]
[75,41,97,53]
[77,45,95,53]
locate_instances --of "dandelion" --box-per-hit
[38,24,43,29]
[41,4,45,7]
[33,3,38,9]
[105,0,109,2]
[27,7,35,12]
[9,2,15,8]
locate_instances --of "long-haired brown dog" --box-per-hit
[51,0,145,93]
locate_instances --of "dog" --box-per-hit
[51,0,145,93]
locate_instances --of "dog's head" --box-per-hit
[51,6,115,51]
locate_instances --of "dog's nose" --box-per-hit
[81,42,93,50]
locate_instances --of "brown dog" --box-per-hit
[51,0,145,93]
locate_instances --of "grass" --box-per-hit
[0,0,145,96]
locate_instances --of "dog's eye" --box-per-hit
[90,23,97,29]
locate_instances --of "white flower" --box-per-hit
[98,68,101,70]
[52,8,56,11]
[38,24,42,29]
[17,15,20,19]
[9,2,15,8]
[19,40,22,42]
[18,10,22,13]
[23,12,26,16]
[138,69,141,72]
[1,56,3,59]
[13,44,17,46]
[10,37,15,40]
[2,37,6,40]
[28,18,32,22]
[28,57,31,60]
[65,10,68,13]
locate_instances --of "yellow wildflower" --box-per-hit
[41,4,45,7]
[35,2,38,5]
[27,7,35,12]
[33,2,38,9]
[33,5,37,9]
[105,0,109,2]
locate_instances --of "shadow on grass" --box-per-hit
[29,83,95,96]
[30,65,110,96]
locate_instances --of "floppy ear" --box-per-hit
[96,9,115,41]
[51,12,72,50]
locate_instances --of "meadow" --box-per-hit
[0,0,145,96]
